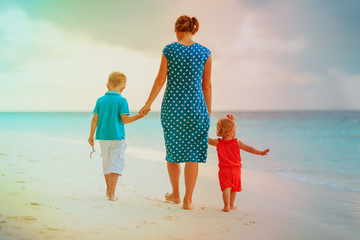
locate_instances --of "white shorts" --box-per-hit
[99,140,127,175]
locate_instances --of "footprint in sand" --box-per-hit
[163,215,180,221]
[47,227,66,232]
[65,195,80,200]
[243,220,256,226]
[8,192,20,196]
[6,216,37,222]
[27,202,42,207]
[135,220,156,229]
[92,204,104,209]
[220,228,230,233]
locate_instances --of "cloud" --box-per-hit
[0,1,359,111]
[0,8,161,111]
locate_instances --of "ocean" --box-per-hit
[1,111,359,193]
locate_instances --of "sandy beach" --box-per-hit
[0,129,359,240]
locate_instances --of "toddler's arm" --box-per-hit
[237,140,269,156]
[121,113,144,124]
[88,114,98,146]
[208,137,219,146]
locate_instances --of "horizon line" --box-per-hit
[1,109,360,113]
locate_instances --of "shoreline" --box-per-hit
[0,130,359,239]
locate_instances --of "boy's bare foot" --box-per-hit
[182,199,194,210]
[165,192,181,204]
[230,205,237,210]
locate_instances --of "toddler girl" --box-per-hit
[209,114,270,212]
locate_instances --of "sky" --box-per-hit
[0,0,359,112]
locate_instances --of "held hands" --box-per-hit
[139,103,151,116]
[261,149,270,156]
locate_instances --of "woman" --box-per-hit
[140,15,212,210]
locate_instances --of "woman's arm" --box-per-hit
[140,54,168,115]
[202,54,212,117]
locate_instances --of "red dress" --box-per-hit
[217,138,242,192]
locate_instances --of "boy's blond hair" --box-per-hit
[108,71,127,89]
[216,117,236,137]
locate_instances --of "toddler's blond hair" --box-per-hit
[216,117,236,137]
[108,71,127,88]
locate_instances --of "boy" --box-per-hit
[88,71,143,201]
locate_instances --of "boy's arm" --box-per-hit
[121,113,144,124]
[208,137,219,146]
[88,114,98,146]
[237,140,269,156]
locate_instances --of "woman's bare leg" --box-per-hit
[165,162,181,203]
[183,162,198,210]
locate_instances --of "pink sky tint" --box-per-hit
[0,0,359,111]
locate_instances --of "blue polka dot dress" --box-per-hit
[161,42,211,163]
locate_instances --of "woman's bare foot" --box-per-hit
[182,199,194,210]
[165,192,181,204]
[230,205,237,210]
[108,194,119,201]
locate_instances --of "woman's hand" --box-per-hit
[139,103,151,116]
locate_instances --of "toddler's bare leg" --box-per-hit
[165,162,181,204]
[222,188,231,212]
[104,174,110,197]
[108,173,119,201]
[230,191,237,210]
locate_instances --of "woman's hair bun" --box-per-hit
[175,15,199,34]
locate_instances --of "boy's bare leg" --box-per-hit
[183,162,198,210]
[222,188,231,212]
[104,174,110,197]
[108,173,119,201]
[230,191,237,210]
[165,162,181,204]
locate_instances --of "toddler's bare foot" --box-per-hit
[182,199,194,210]
[230,205,237,210]
[106,189,110,198]
[165,192,181,204]
[222,205,230,212]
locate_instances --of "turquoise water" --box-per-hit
[1,111,359,192]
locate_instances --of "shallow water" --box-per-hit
[1,111,359,192]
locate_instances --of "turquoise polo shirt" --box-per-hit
[93,91,130,140]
